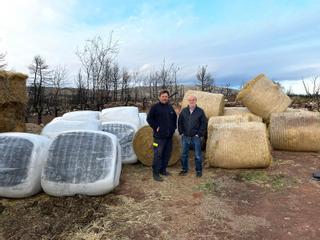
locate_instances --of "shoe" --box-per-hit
[196,172,202,178]
[153,173,163,182]
[160,171,171,176]
[179,170,188,176]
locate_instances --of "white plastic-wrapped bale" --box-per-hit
[0,133,52,198]
[181,90,224,118]
[207,115,250,143]
[269,111,320,152]
[41,130,121,196]
[236,74,292,120]
[102,121,137,164]
[224,107,263,122]
[41,119,101,140]
[139,112,148,128]
[207,122,272,169]
[62,110,100,121]
[101,106,140,128]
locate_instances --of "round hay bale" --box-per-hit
[269,111,320,152]
[207,122,272,169]
[133,126,181,166]
[207,115,250,142]
[181,90,224,118]
[236,74,291,120]
[224,107,263,122]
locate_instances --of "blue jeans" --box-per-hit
[152,137,172,175]
[181,135,202,173]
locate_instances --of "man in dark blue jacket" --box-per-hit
[178,95,207,177]
[147,90,177,181]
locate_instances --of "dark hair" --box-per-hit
[159,89,170,97]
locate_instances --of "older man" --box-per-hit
[178,95,207,177]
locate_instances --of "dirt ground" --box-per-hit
[1,150,320,240]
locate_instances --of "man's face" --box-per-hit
[159,93,169,104]
[188,96,197,108]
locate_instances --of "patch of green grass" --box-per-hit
[197,181,220,193]
[235,170,297,191]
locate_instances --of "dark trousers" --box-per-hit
[152,137,172,175]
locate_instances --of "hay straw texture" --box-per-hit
[207,115,250,142]
[224,107,263,122]
[133,126,181,166]
[26,123,43,134]
[207,122,272,169]
[0,102,26,132]
[181,90,224,118]
[0,70,28,105]
[236,74,291,120]
[269,112,320,152]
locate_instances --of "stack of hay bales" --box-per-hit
[0,70,28,132]
[224,107,262,122]
[207,115,250,141]
[133,126,181,166]
[236,74,291,121]
[207,122,272,168]
[181,90,224,118]
[269,111,320,152]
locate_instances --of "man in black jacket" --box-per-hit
[147,90,177,181]
[178,95,207,177]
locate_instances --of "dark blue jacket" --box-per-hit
[147,102,177,138]
[178,106,207,137]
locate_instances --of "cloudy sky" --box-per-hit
[1,0,320,93]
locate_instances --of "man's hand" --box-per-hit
[156,127,160,132]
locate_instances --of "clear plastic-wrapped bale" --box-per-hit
[62,110,100,121]
[0,133,52,198]
[41,119,101,139]
[41,130,121,196]
[102,121,137,164]
[101,106,140,128]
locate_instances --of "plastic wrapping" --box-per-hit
[62,110,100,121]
[41,130,121,196]
[102,122,137,164]
[41,119,101,140]
[0,133,52,198]
[139,112,148,128]
[101,106,140,128]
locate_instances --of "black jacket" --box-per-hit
[178,106,207,137]
[147,102,177,138]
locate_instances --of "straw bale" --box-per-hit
[26,123,43,134]
[0,102,26,132]
[207,122,272,169]
[269,111,320,152]
[133,126,181,166]
[224,107,263,122]
[207,115,250,142]
[0,70,28,105]
[181,90,224,118]
[236,74,291,120]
